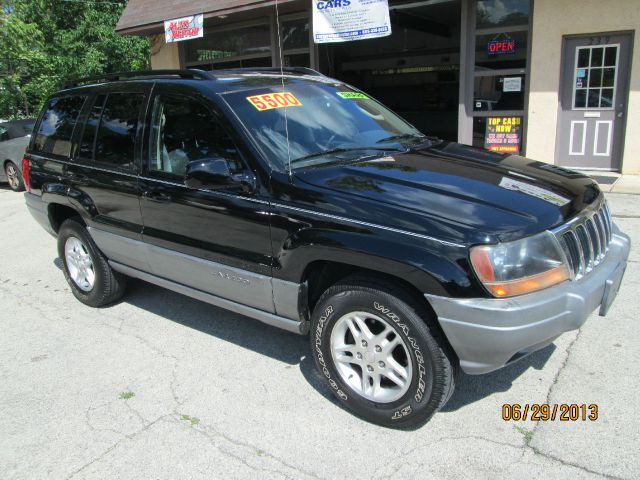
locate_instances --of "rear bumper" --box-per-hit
[426,225,630,375]
[24,192,55,236]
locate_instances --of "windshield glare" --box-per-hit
[222,81,424,170]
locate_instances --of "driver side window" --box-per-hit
[149,94,241,178]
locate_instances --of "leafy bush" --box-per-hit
[0,0,149,119]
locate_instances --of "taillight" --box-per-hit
[21,157,30,192]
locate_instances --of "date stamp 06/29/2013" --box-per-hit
[502,404,599,422]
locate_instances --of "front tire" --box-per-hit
[4,161,25,192]
[310,276,456,429]
[58,218,126,307]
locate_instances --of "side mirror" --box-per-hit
[185,157,256,192]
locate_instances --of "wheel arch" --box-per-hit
[301,259,441,318]
[48,203,85,234]
[301,260,460,379]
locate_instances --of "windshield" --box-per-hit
[221,80,426,171]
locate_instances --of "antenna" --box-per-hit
[275,0,293,179]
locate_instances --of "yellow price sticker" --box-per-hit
[246,92,302,111]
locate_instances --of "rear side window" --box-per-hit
[33,96,85,157]
[94,93,145,169]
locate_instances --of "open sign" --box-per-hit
[487,39,516,55]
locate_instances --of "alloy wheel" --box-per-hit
[5,163,20,190]
[330,311,413,403]
[64,236,95,292]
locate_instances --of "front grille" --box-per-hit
[556,202,613,279]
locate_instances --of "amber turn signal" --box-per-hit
[483,265,570,297]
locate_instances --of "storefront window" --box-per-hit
[184,23,271,65]
[474,74,525,111]
[183,16,312,71]
[190,57,272,70]
[476,0,529,29]
[471,0,531,153]
[281,17,309,51]
[280,16,311,68]
[283,53,310,67]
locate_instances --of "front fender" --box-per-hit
[275,227,478,298]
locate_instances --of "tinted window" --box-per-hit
[149,94,240,177]
[79,95,107,159]
[33,96,85,157]
[95,93,145,168]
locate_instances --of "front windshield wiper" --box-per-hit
[376,133,428,145]
[292,146,403,163]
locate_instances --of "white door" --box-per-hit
[556,33,632,170]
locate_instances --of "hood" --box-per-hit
[294,141,601,243]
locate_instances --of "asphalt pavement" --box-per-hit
[0,186,638,479]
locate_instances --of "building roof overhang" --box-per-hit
[116,0,300,35]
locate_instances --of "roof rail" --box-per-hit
[220,67,326,77]
[63,69,213,89]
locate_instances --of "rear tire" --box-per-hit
[4,161,24,192]
[310,275,457,429]
[57,218,126,307]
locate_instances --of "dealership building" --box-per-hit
[116,0,640,174]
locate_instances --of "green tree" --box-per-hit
[0,0,149,119]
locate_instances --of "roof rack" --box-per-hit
[220,67,326,77]
[63,69,213,89]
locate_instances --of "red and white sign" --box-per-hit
[164,14,204,43]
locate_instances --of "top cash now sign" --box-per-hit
[164,14,204,43]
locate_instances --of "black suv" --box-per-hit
[23,69,630,429]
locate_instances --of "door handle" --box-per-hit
[68,172,89,182]
[143,190,172,203]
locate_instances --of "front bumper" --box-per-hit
[426,225,630,375]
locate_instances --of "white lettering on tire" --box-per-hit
[391,405,413,420]
[315,305,348,401]
[373,301,427,410]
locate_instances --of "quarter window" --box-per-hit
[33,96,85,157]
[149,94,240,178]
[95,93,145,168]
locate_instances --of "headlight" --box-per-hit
[470,231,570,298]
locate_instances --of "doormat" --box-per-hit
[590,175,618,185]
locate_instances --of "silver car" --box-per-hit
[0,119,36,191]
